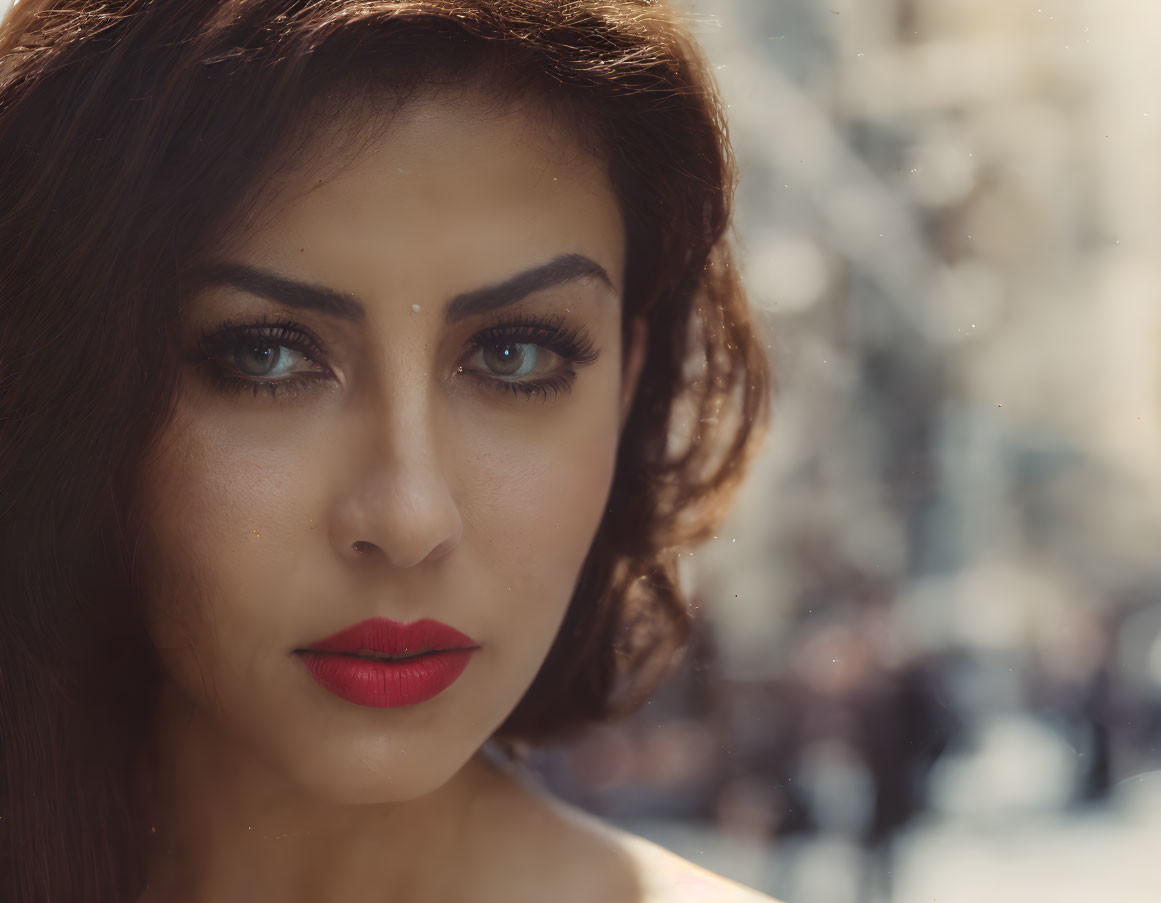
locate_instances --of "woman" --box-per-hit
[0,1,774,900]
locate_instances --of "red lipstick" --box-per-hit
[295,617,479,708]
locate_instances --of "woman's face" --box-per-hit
[135,86,646,804]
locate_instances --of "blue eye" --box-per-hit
[189,313,600,403]
[482,341,540,379]
[229,343,310,379]
[460,315,600,402]
[188,315,330,400]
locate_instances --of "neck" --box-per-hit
[139,679,513,903]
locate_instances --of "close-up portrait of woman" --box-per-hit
[0,0,775,900]
[13,0,1161,901]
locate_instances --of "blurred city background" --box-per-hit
[519,2,1161,901]
[3,0,1157,900]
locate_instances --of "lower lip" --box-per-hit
[296,649,477,708]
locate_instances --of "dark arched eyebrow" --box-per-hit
[188,253,614,325]
[191,261,366,322]
[443,253,614,323]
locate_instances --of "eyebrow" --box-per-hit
[443,253,614,324]
[189,253,615,325]
[191,262,366,323]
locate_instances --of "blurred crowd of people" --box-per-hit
[527,1,1161,900]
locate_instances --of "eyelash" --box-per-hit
[188,312,601,403]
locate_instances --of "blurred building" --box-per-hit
[531,2,1161,902]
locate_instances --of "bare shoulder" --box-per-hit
[474,752,783,903]
[597,821,784,903]
[498,769,780,903]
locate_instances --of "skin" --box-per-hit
[133,82,775,903]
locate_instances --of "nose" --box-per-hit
[327,388,462,571]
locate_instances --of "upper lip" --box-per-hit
[299,617,479,656]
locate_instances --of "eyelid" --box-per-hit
[463,312,599,363]
[191,314,330,362]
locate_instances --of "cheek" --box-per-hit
[464,394,622,636]
[135,417,316,683]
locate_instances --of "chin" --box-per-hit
[263,723,482,807]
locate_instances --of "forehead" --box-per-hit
[215,83,627,304]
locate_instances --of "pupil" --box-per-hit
[235,344,278,376]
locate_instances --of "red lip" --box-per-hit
[295,617,480,709]
[303,617,478,656]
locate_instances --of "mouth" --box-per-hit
[293,617,480,708]
[327,649,446,663]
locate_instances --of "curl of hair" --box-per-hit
[0,1,771,899]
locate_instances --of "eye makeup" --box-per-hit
[460,312,599,402]
[185,313,332,402]
[184,310,601,404]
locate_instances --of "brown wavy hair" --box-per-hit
[0,0,771,899]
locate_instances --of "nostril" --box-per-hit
[352,540,377,556]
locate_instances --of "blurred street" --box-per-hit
[527,1,1161,900]
[615,755,1161,902]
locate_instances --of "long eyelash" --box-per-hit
[492,370,579,403]
[470,311,600,365]
[187,314,330,401]
[206,370,326,401]
[191,313,328,362]
[466,312,600,402]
